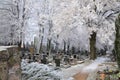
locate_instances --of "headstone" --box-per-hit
[0,62,8,80]
[55,59,60,67]
[41,55,47,64]
[64,55,69,65]
[40,53,47,64]
[55,54,60,67]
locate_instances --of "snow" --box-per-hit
[21,59,90,79]
[83,57,110,72]
[0,46,17,51]
[21,59,86,80]
[61,63,85,79]
[21,59,64,80]
[21,57,114,80]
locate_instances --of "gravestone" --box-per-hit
[55,54,61,67]
[0,46,21,80]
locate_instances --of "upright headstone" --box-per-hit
[55,54,61,67]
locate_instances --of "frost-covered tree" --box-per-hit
[0,0,27,45]
[1,0,119,56]
[0,0,19,44]
[37,14,47,53]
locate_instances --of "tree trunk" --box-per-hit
[63,41,66,54]
[90,31,96,60]
[115,14,120,69]
[67,42,70,54]
[49,39,51,55]
[72,46,75,54]
[47,39,51,57]
[39,36,43,53]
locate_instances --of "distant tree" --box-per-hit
[63,40,66,54]
[47,19,53,55]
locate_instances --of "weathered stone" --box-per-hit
[0,61,8,80]
[0,46,21,80]
[7,46,18,55]
[0,50,9,61]
[8,47,21,80]
[8,47,20,68]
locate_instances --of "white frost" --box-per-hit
[83,57,110,72]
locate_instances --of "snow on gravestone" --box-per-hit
[0,46,21,80]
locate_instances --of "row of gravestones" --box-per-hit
[0,46,21,80]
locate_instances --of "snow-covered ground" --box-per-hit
[60,60,89,79]
[0,46,17,51]
[21,59,59,80]
[21,59,74,80]
[21,57,116,80]
[83,57,110,72]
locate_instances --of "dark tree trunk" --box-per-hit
[115,14,120,69]
[63,41,66,54]
[90,31,96,60]
[39,36,43,53]
[46,39,49,51]
[67,42,70,54]
[46,39,52,57]
[72,46,75,54]
[48,39,51,54]
[40,28,44,53]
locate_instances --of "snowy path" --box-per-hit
[61,57,109,80]
[61,59,91,80]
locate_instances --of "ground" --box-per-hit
[21,56,118,80]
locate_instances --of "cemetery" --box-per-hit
[0,0,120,80]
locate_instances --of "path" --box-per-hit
[61,59,91,80]
[73,72,89,80]
[61,57,109,80]
[73,57,110,80]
